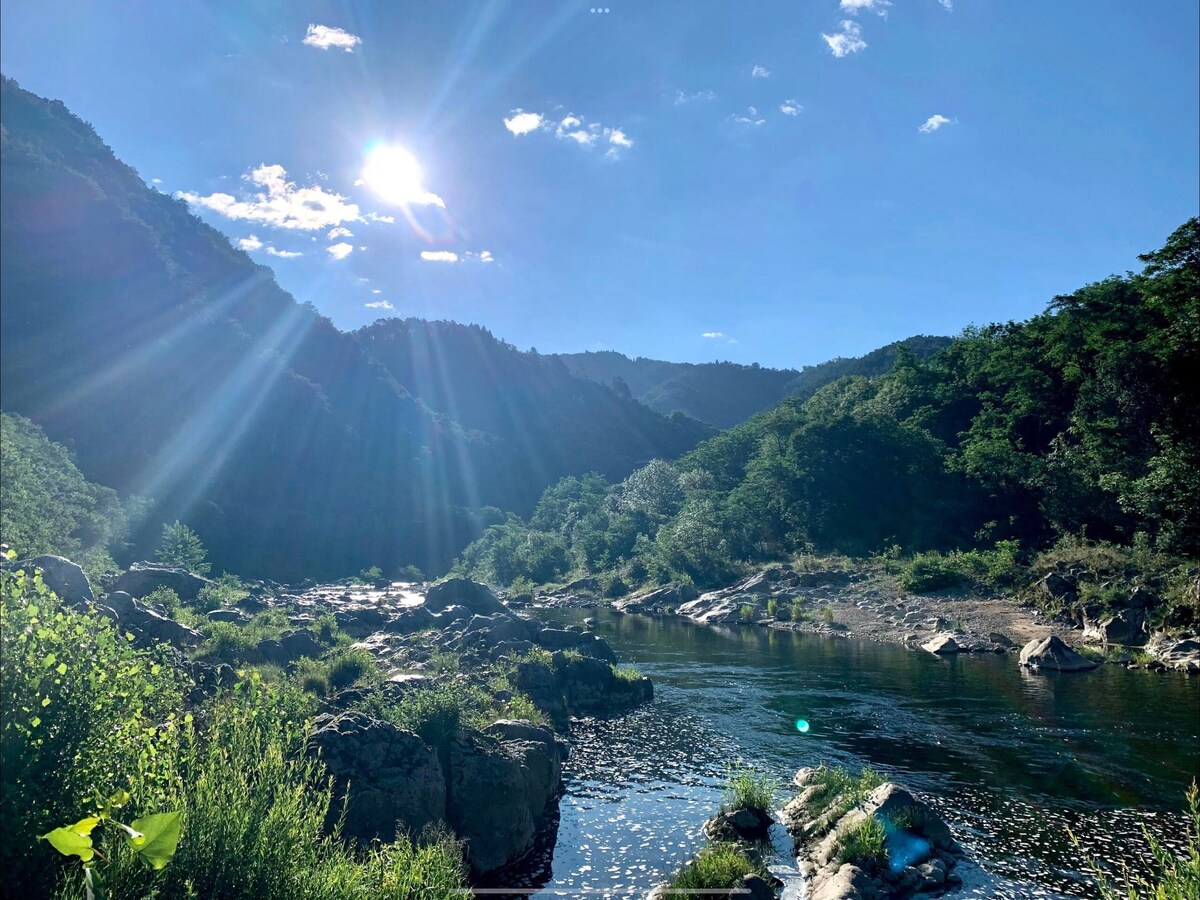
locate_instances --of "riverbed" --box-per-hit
[494,609,1199,899]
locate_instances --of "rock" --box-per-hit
[206,608,243,622]
[583,617,598,628]
[534,628,618,661]
[463,613,534,646]
[1019,635,1098,672]
[809,863,872,900]
[921,633,961,654]
[865,783,957,853]
[490,639,536,660]
[96,591,202,647]
[613,582,697,614]
[387,606,437,634]
[739,873,776,900]
[384,673,432,691]
[1083,609,1147,646]
[512,658,568,728]
[334,606,387,636]
[425,578,508,617]
[677,591,755,625]
[1153,636,1200,673]
[704,806,773,842]
[446,729,562,873]
[989,632,1014,648]
[1038,571,1079,604]
[308,712,445,844]
[113,563,210,602]
[556,653,653,715]
[12,555,94,605]
[258,629,324,666]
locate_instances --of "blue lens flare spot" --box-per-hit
[795,719,810,733]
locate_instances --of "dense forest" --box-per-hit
[558,334,952,428]
[456,219,1200,592]
[0,77,707,579]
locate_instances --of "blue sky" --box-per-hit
[3,0,1197,370]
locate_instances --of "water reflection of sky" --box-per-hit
[502,610,1198,900]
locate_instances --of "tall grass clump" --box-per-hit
[667,842,767,892]
[720,765,777,815]
[834,815,888,867]
[805,765,885,822]
[326,648,377,692]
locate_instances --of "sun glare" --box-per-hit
[361,144,443,207]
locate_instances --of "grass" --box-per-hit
[613,665,644,683]
[355,679,493,747]
[327,648,377,691]
[720,764,777,815]
[834,815,888,868]
[194,573,250,613]
[1075,782,1200,900]
[666,841,768,892]
[739,603,756,621]
[820,605,835,624]
[791,600,808,622]
[804,765,886,823]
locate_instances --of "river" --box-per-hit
[491,609,1199,899]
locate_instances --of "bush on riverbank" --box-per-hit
[720,765,777,816]
[1,566,470,898]
[666,841,768,893]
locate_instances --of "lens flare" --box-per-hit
[795,719,810,733]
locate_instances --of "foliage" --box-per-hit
[195,573,248,612]
[720,765,777,815]
[156,521,211,577]
[1,564,186,895]
[834,815,888,868]
[612,665,644,684]
[144,587,182,618]
[326,648,378,692]
[804,766,886,823]
[666,841,768,891]
[0,412,131,582]
[355,680,492,748]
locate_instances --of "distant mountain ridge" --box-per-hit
[557,334,953,428]
[0,77,707,578]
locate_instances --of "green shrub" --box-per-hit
[195,573,248,613]
[790,600,807,622]
[505,692,548,725]
[804,765,886,822]
[155,521,210,576]
[739,603,756,621]
[820,605,836,624]
[294,658,330,697]
[899,552,964,592]
[144,586,182,618]
[356,681,492,748]
[766,598,779,617]
[667,842,767,891]
[398,564,425,582]
[358,565,383,583]
[720,764,777,815]
[1,565,186,895]
[327,648,377,691]
[613,665,643,683]
[834,815,887,867]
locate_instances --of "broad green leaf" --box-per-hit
[56,662,68,675]
[103,789,131,814]
[128,810,183,869]
[41,817,100,861]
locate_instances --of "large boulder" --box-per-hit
[534,628,618,662]
[922,633,961,655]
[1019,635,1098,672]
[1150,635,1200,673]
[258,629,324,666]
[556,653,653,715]
[677,590,755,625]
[113,563,210,602]
[13,555,93,605]
[462,613,535,646]
[425,578,508,617]
[613,582,697,614]
[308,712,446,843]
[1082,609,1147,646]
[98,591,203,647]
[512,659,568,728]
[446,728,561,873]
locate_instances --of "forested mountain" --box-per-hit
[457,219,1200,588]
[557,335,952,428]
[0,78,706,579]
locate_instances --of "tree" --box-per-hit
[155,521,210,576]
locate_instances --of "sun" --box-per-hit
[361,144,441,207]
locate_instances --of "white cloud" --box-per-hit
[822,20,868,58]
[504,110,545,136]
[302,24,361,52]
[938,0,953,9]
[367,213,395,224]
[780,99,803,116]
[151,177,163,184]
[560,115,582,130]
[328,226,353,239]
[751,64,771,79]
[265,247,302,258]
[365,300,395,310]
[702,331,724,338]
[732,107,766,126]
[674,89,717,105]
[840,0,891,16]
[608,129,633,148]
[479,250,494,262]
[326,242,354,260]
[420,251,459,263]
[918,114,952,133]
[559,127,597,146]
[180,164,360,231]
[370,288,382,294]
[238,234,264,251]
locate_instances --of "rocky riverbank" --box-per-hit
[9,556,655,876]
[601,564,1200,673]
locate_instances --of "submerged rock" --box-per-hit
[1019,635,1098,671]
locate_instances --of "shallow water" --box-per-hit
[490,610,1199,899]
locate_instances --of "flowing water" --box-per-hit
[490,609,1199,899]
